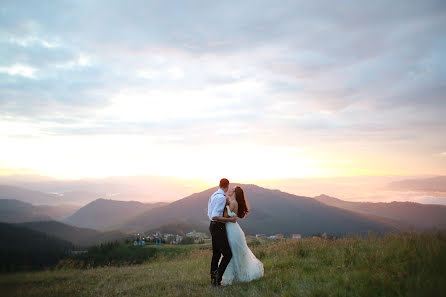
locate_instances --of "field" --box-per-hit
[1,232,445,297]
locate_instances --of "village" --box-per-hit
[132,231,305,246]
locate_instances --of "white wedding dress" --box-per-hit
[221,205,264,285]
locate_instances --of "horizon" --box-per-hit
[1,1,445,182]
[1,173,445,205]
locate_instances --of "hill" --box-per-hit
[113,184,397,236]
[65,198,167,230]
[16,221,130,248]
[314,194,446,229]
[1,232,445,296]
[0,199,79,223]
[0,185,63,205]
[0,199,52,223]
[0,222,73,272]
[387,176,446,192]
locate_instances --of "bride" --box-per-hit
[213,186,264,285]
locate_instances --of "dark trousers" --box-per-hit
[209,221,232,278]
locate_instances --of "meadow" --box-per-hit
[1,232,445,297]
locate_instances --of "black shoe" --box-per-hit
[216,272,222,286]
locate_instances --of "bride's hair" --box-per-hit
[235,186,249,218]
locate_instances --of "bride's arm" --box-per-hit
[223,204,229,218]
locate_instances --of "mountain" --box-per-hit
[112,184,397,236]
[33,204,80,220]
[56,191,105,206]
[0,222,73,271]
[0,199,52,223]
[387,176,446,193]
[65,198,168,230]
[0,185,63,205]
[0,199,79,223]
[412,197,446,206]
[0,174,212,203]
[314,194,446,230]
[16,221,130,248]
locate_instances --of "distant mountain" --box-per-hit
[57,191,104,206]
[0,222,73,271]
[0,185,63,205]
[0,199,79,223]
[16,221,130,248]
[0,199,52,223]
[113,184,397,236]
[412,197,446,206]
[387,176,446,192]
[65,198,167,230]
[33,204,80,220]
[0,174,212,203]
[314,194,446,229]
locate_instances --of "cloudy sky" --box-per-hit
[1,0,445,181]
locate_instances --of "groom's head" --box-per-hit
[219,178,229,193]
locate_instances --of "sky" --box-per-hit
[1,0,445,182]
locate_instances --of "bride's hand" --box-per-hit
[229,217,237,223]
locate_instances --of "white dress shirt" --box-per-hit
[208,188,226,221]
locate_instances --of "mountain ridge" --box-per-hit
[16,220,130,248]
[314,194,446,229]
[0,199,79,223]
[65,198,168,230]
[0,185,63,205]
[110,184,399,236]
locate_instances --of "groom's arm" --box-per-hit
[211,194,235,223]
[212,216,236,223]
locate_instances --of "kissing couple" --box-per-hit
[207,178,264,286]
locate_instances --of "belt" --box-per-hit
[210,221,224,227]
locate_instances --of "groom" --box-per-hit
[208,178,236,286]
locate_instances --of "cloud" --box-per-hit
[0,64,37,78]
[0,0,445,177]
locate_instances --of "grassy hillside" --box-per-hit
[1,232,445,297]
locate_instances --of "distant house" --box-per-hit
[275,234,284,239]
[256,234,266,238]
[186,230,196,237]
[267,235,276,240]
[292,234,302,239]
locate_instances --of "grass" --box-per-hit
[1,232,445,297]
